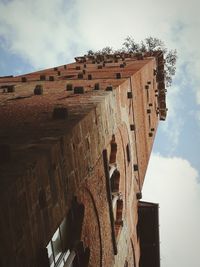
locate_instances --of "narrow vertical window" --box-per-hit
[126,143,131,163]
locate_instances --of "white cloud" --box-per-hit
[0,0,85,68]
[143,154,200,267]
[158,84,184,150]
[196,110,200,127]
[75,0,199,52]
[196,90,200,105]
[1,0,200,73]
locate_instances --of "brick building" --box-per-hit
[0,51,166,267]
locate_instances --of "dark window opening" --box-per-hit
[126,144,131,163]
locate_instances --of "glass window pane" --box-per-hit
[58,259,64,267]
[52,228,60,242]
[64,250,70,261]
[46,218,68,266]
[65,250,76,266]
[52,228,62,263]
[46,242,54,266]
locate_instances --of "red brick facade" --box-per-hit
[0,52,166,267]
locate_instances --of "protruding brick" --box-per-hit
[34,84,43,95]
[66,84,73,91]
[78,73,83,79]
[127,92,133,99]
[116,73,121,79]
[53,107,68,119]
[7,85,15,93]
[94,83,100,90]
[74,86,84,94]
[106,86,113,91]
[136,192,142,199]
[21,77,27,82]
[88,74,92,80]
[130,124,135,131]
[133,164,138,171]
[40,75,46,81]
[49,76,54,81]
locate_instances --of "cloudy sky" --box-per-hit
[0,0,200,266]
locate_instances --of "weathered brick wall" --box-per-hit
[0,90,119,266]
[0,53,164,267]
[131,59,159,189]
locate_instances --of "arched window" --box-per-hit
[107,135,124,239]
